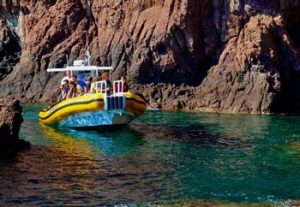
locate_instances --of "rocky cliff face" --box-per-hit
[1,0,300,114]
[0,15,20,80]
[0,99,30,158]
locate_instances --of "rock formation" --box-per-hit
[0,98,30,159]
[0,15,21,80]
[1,0,300,114]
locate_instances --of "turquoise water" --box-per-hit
[1,105,300,206]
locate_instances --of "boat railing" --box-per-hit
[113,80,124,95]
[94,81,107,95]
[93,80,126,111]
[93,80,124,95]
[106,80,126,110]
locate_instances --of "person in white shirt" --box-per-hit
[61,70,71,85]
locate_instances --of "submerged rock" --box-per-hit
[0,99,30,159]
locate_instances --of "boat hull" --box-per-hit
[59,110,135,128]
[39,92,146,127]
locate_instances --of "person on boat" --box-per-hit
[61,70,71,84]
[121,75,129,92]
[57,79,70,102]
[102,72,112,94]
[77,73,87,92]
[66,81,77,99]
[114,75,128,93]
[85,77,93,93]
[71,74,84,96]
[90,76,102,93]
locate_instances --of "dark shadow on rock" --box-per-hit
[0,99,30,159]
[0,16,21,80]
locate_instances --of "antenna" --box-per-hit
[86,50,91,66]
[66,54,71,75]
[66,54,69,67]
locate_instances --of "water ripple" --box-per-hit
[1,108,300,205]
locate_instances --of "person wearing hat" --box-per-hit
[57,79,70,102]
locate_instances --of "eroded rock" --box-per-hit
[0,16,21,80]
[0,99,30,159]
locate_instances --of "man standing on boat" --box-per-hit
[102,72,112,94]
[61,70,71,85]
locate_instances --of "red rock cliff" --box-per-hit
[1,0,300,114]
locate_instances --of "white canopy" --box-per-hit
[47,66,113,72]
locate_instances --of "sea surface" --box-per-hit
[1,105,300,206]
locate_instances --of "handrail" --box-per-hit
[113,80,124,95]
[95,81,107,95]
[90,80,126,111]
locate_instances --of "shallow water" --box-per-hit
[1,105,300,206]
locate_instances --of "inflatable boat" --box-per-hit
[39,52,147,128]
[39,91,146,128]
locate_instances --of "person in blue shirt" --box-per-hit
[76,73,87,90]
